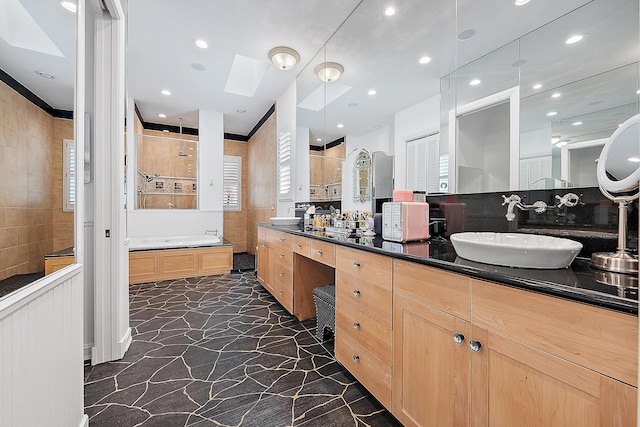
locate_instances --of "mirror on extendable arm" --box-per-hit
[591,114,640,275]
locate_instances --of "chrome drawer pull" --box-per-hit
[261,244,267,248]
[317,250,323,256]
[352,354,360,362]
[353,289,360,297]
[452,333,465,345]
[279,237,285,242]
[279,272,284,277]
[279,253,284,258]
[279,290,284,295]
[469,340,482,352]
[353,322,360,329]
[297,244,302,248]
[353,261,361,269]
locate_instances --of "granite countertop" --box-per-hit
[45,247,74,258]
[260,224,638,315]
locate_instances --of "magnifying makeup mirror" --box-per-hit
[591,114,640,275]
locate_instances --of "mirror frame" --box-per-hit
[596,114,640,194]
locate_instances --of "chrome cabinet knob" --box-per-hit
[317,250,323,256]
[452,333,465,344]
[353,261,361,269]
[279,253,284,258]
[353,322,360,329]
[352,354,360,362]
[279,272,284,277]
[279,237,285,242]
[353,289,360,297]
[297,243,302,248]
[279,290,284,295]
[469,340,482,352]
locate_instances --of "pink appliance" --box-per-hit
[382,202,430,242]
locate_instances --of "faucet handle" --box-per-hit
[501,194,521,206]
[555,193,580,208]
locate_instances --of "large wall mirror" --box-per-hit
[296,0,639,200]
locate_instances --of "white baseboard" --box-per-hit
[78,414,89,427]
[119,327,132,358]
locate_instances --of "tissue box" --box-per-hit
[393,189,413,202]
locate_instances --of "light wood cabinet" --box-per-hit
[309,239,336,267]
[336,251,393,409]
[392,261,638,427]
[44,255,74,275]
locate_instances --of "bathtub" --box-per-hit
[127,235,223,251]
[127,235,232,284]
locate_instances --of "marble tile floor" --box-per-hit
[84,272,402,426]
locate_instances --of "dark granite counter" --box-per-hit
[45,247,74,258]
[260,224,638,315]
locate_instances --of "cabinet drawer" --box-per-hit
[336,270,392,328]
[394,259,471,321]
[336,328,391,409]
[266,229,294,250]
[472,279,638,387]
[274,282,294,313]
[336,301,392,365]
[293,235,311,257]
[273,248,293,266]
[273,261,293,289]
[310,240,336,267]
[335,246,392,290]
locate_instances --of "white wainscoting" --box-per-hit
[0,265,87,427]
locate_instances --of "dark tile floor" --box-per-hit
[84,272,401,426]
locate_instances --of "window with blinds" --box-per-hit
[63,139,75,212]
[223,155,242,211]
[278,131,292,200]
[406,133,439,193]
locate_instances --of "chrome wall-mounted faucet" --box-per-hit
[501,194,547,221]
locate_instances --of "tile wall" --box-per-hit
[0,82,73,279]
[223,139,248,253]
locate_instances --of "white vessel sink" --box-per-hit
[450,232,583,269]
[270,217,301,227]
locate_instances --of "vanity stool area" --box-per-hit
[256,224,638,427]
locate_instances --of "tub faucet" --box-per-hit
[501,194,547,221]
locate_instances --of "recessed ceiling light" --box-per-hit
[533,83,542,90]
[547,111,558,116]
[191,63,206,71]
[385,7,396,16]
[551,137,560,144]
[551,92,561,98]
[565,34,584,45]
[572,121,583,126]
[510,59,526,68]
[61,1,77,12]
[236,109,246,113]
[515,0,530,5]
[368,89,377,95]
[195,39,208,49]
[337,124,344,128]
[469,79,481,86]
[161,89,171,96]
[458,29,475,41]
[419,56,431,64]
[158,113,166,118]
[628,157,640,162]
[35,70,56,79]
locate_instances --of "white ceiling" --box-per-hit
[0,0,637,142]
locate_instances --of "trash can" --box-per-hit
[312,284,336,341]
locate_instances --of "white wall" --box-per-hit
[276,81,297,216]
[393,95,441,189]
[521,126,552,159]
[296,126,310,203]
[341,126,391,212]
[126,109,225,238]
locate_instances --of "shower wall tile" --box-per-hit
[0,81,60,279]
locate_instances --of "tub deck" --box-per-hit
[129,239,233,284]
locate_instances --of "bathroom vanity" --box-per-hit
[257,224,637,426]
